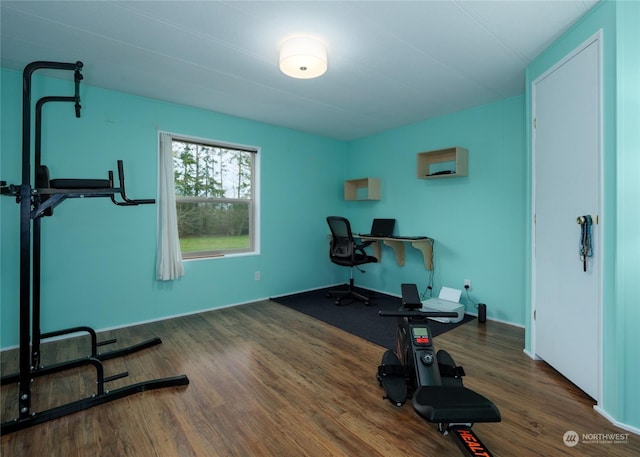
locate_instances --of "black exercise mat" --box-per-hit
[271,287,476,349]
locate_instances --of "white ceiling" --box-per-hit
[1,1,598,141]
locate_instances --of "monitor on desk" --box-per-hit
[361,218,395,237]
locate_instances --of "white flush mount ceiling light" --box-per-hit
[279,36,327,79]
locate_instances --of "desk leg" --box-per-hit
[411,240,434,270]
[382,240,405,266]
[370,241,381,261]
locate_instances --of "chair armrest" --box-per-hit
[357,239,374,249]
[354,239,374,256]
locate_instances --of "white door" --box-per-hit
[532,34,601,400]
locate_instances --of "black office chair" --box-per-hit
[326,216,378,305]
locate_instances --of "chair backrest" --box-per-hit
[327,216,355,261]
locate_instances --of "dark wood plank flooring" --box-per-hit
[2,300,638,456]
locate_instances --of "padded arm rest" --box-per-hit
[38,165,111,190]
[49,178,112,189]
[412,386,501,424]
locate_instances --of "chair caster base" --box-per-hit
[327,287,372,306]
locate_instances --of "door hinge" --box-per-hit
[533,118,537,129]
[533,310,536,320]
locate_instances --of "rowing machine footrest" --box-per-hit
[412,386,501,424]
[377,349,408,406]
[437,350,465,386]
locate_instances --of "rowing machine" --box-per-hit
[377,283,501,457]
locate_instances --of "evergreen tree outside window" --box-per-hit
[171,136,257,259]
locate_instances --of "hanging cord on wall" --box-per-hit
[577,215,593,272]
[421,243,436,299]
[421,268,435,299]
[464,286,477,309]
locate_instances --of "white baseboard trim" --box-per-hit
[523,349,542,360]
[0,296,271,354]
[594,405,640,436]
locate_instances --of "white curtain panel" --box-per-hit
[156,132,184,280]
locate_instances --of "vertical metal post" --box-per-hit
[17,61,83,419]
[17,184,32,419]
[32,96,76,368]
[18,63,36,419]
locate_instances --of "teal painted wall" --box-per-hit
[343,96,526,325]
[615,0,640,432]
[1,65,527,351]
[0,68,347,347]
[525,0,640,430]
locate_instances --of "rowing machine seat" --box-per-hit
[412,386,501,424]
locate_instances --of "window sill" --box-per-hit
[183,251,259,262]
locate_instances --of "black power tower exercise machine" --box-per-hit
[377,284,501,456]
[0,61,189,435]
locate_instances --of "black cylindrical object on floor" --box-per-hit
[478,303,486,323]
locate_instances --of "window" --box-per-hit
[171,136,257,259]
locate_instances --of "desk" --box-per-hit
[357,235,434,270]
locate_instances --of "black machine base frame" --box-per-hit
[1,375,189,435]
[0,60,189,435]
[1,327,162,387]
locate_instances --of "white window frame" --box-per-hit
[169,133,260,260]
